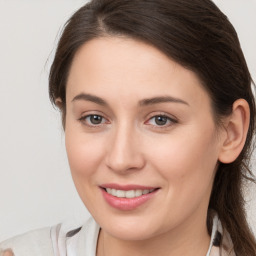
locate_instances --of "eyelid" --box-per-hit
[146,112,178,121]
[78,110,107,120]
[78,112,110,128]
[144,112,178,128]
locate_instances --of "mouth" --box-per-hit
[102,187,157,198]
[99,184,160,210]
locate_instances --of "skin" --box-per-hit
[1,250,14,256]
[62,37,249,256]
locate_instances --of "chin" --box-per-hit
[97,214,165,241]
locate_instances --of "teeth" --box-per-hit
[142,189,149,194]
[105,188,155,198]
[112,189,117,196]
[135,190,142,197]
[116,190,125,197]
[126,190,135,198]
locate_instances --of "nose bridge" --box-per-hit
[106,120,144,172]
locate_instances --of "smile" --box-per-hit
[100,184,159,211]
[105,188,155,198]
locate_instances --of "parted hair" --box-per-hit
[49,0,256,254]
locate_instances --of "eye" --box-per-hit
[79,114,108,126]
[146,115,177,127]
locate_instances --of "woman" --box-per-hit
[1,0,256,255]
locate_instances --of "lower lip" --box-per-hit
[101,188,158,211]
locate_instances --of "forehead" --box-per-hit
[66,37,210,109]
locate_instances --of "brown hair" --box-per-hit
[49,0,256,254]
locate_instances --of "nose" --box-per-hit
[105,123,145,173]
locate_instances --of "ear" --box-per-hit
[55,97,63,110]
[218,99,250,164]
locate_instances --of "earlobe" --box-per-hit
[218,99,250,164]
[55,97,63,110]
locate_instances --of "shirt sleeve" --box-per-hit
[0,227,55,256]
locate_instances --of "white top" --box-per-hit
[0,214,235,256]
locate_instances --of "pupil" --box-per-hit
[90,115,102,124]
[155,116,167,125]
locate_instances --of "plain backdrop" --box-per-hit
[0,0,255,241]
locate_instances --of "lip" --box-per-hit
[100,183,159,211]
[100,183,156,191]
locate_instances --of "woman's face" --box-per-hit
[65,37,225,241]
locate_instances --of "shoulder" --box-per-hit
[0,217,100,256]
[52,217,100,256]
[0,226,54,256]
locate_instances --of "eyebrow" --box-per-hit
[139,96,189,106]
[72,93,189,107]
[72,93,108,106]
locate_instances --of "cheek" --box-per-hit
[65,125,105,182]
[144,127,219,226]
[146,125,219,195]
[64,126,107,211]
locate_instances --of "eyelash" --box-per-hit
[145,114,177,129]
[78,114,109,128]
[78,113,177,129]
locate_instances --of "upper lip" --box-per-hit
[100,183,159,191]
